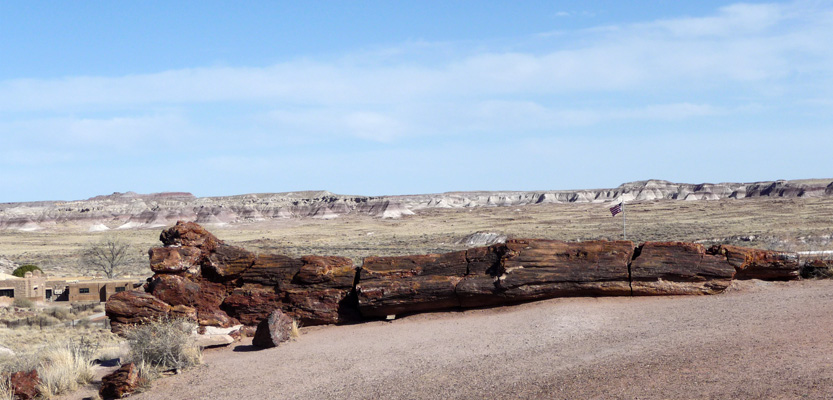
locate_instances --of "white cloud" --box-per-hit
[1,1,829,116]
[2,1,832,200]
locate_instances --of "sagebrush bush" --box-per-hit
[126,318,201,371]
[5,315,60,329]
[45,307,73,321]
[70,302,99,316]
[12,298,33,309]
[35,338,97,397]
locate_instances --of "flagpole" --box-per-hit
[622,201,626,241]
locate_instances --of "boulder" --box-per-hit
[10,370,39,400]
[631,242,736,295]
[252,309,294,348]
[100,363,142,399]
[710,245,800,280]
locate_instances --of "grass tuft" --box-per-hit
[35,338,97,397]
[126,318,201,372]
[290,320,301,339]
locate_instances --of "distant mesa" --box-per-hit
[1,179,831,231]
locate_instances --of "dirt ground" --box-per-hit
[126,279,833,400]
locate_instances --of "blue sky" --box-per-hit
[1,1,831,202]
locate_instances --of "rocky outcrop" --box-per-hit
[106,222,804,335]
[3,179,832,231]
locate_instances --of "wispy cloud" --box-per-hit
[1,0,831,200]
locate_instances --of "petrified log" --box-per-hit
[357,251,468,317]
[203,244,257,280]
[147,274,237,327]
[709,244,800,280]
[458,240,634,307]
[241,254,304,286]
[630,242,735,295]
[9,370,39,400]
[252,309,294,348]
[109,222,808,334]
[159,221,220,251]
[106,291,196,335]
[221,286,285,326]
[148,246,202,274]
[100,363,142,400]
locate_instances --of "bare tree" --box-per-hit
[83,236,134,279]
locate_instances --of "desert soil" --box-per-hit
[128,279,833,400]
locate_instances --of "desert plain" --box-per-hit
[3,188,833,399]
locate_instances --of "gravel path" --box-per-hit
[132,279,833,399]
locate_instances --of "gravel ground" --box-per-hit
[130,279,833,400]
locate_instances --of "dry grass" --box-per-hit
[36,339,97,398]
[0,376,13,400]
[290,320,301,339]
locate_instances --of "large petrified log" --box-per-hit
[106,221,803,335]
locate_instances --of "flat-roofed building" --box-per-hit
[66,280,141,303]
[0,271,48,302]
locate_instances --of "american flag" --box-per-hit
[609,203,622,217]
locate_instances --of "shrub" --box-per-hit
[45,307,73,321]
[801,259,833,279]
[6,315,60,329]
[35,338,97,397]
[11,298,33,309]
[126,318,201,372]
[11,265,41,278]
[70,302,99,316]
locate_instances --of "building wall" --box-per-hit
[67,280,137,302]
[0,272,47,301]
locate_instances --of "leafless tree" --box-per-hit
[82,236,134,279]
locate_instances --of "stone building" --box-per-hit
[66,280,140,303]
[0,270,48,301]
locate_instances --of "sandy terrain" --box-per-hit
[125,279,833,400]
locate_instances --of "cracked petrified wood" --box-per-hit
[106,221,803,335]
